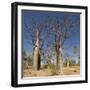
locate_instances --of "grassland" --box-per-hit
[23,65,80,77]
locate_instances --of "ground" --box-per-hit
[23,66,80,77]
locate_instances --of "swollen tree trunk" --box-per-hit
[55,42,64,74]
[32,31,41,70]
[54,34,64,74]
[59,47,64,75]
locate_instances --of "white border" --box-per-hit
[18,5,86,84]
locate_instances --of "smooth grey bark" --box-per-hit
[54,35,64,74]
[59,47,64,74]
[32,31,41,70]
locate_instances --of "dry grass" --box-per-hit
[63,66,80,75]
[23,66,80,77]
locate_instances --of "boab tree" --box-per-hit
[48,15,79,74]
[25,19,42,70]
[25,16,52,70]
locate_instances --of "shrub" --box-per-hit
[48,64,59,75]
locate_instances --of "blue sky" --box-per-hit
[22,10,80,60]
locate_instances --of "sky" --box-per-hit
[22,10,80,61]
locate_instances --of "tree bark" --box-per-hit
[55,42,64,74]
[32,31,41,70]
[59,48,64,75]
